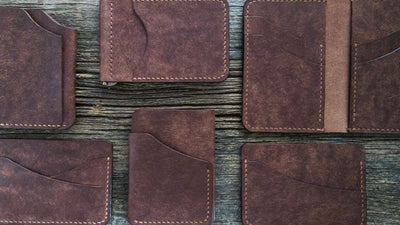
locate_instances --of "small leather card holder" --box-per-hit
[100,0,229,82]
[0,139,112,225]
[0,7,76,129]
[349,0,400,133]
[242,143,366,225]
[128,109,215,224]
[242,0,326,133]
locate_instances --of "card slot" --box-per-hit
[0,157,103,188]
[20,9,61,38]
[26,9,73,36]
[247,160,358,192]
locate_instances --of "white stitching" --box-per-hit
[0,123,66,128]
[0,157,111,224]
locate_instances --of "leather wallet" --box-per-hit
[128,109,215,224]
[100,0,229,82]
[0,7,76,129]
[243,0,400,133]
[242,143,366,225]
[0,139,112,225]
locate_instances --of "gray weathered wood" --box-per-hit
[0,0,399,224]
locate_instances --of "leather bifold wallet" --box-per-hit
[100,0,229,82]
[0,7,76,129]
[0,139,112,225]
[128,109,215,224]
[243,0,400,133]
[242,143,366,225]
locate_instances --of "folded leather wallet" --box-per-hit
[242,143,366,225]
[128,109,215,224]
[0,7,76,129]
[0,139,112,225]
[100,0,229,82]
[243,0,400,133]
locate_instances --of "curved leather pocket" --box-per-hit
[128,133,213,224]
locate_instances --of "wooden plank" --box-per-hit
[0,0,399,224]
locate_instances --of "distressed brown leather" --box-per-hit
[0,7,76,129]
[242,143,366,225]
[100,0,229,82]
[242,0,326,133]
[349,0,400,133]
[0,139,112,225]
[128,109,215,224]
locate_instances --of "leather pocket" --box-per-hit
[0,7,76,130]
[129,133,213,224]
[100,0,229,82]
[349,0,400,133]
[242,144,366,225]
[128,109,215,225]
[0,139,112,225]
[243,0,326,132]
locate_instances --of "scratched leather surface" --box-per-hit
[242,144,366,225]
[349,0,400,133]
[0,139,112,225]
[129,110,215,224]
[0,7,76,129]
[100,0,229,82]
[242,0,326,133]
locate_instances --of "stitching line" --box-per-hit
[0,123,66,128]
[109,0,114,78]
[132,169,211,224]
[243,159,252,225]
[243,0,325,132]
[360,160,365,225]
[109,0,228,80]
[0,157,111,224]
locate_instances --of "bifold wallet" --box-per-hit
[0,139,112,225]
[128,109,215,224]
[0,7,76,129]
[243,0,400,133]
[100,0,229,82]
[242,144,366,225]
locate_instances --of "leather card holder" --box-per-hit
[0,7,76,130]
[100,0,229,82]
[128,109,215,224]
[0,139,112,225]
[242,0,326,133]
[349,0,400,133]
[242,143,366,225]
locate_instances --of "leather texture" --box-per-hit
[0,7,76,129]
[242,0,326,133]
[128,109,215,224]
[100,0,229,82]
[0,139,112,225]
[242,143,366,225]
[349,0,400,133]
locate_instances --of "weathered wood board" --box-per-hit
[0,0,399,224]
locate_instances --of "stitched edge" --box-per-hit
[243,159,252,225]
[0,123,66,128]
[243,0,325,132]
[0,157,111,224]
[108,0,114,78]
[350,43,400,132]
[108,0,228,81]
[132,169,211,224]
[360,160,365,225]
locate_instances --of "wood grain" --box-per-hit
[0,0,399,224]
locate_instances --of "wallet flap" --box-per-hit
[242,0,326,133]
[128,133,213,224]
[0,139,112,225]
[242,144,366,225]
[100,0,229,82]
[0,7,63,128]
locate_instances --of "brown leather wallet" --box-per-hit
[100,0,229,82]
[242,143,366,225]
[128,109,215,224]
[0,7,76,130]
[0,139,112,225]
[243,0,400,133]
